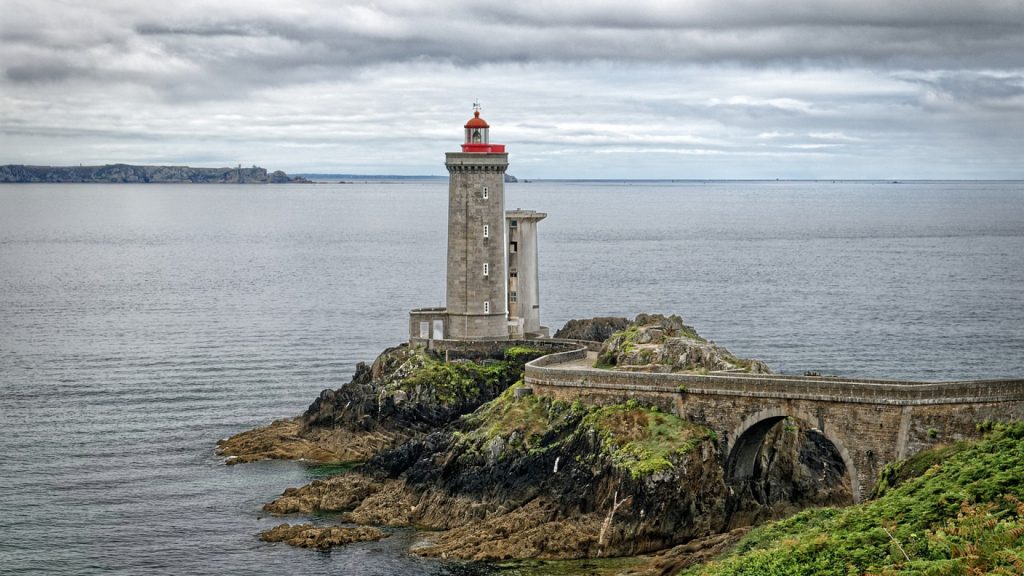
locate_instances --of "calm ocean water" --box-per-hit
[1,180,1022,575]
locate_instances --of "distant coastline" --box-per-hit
[0,164,312,184]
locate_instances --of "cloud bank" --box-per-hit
[2,0,1022,178]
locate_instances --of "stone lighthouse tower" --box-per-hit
[444,106,510,339]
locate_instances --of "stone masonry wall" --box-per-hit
[524,347,1024,501]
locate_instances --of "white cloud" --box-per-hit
[1,1,1022,178]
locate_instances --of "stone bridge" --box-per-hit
[524,346,1024,502]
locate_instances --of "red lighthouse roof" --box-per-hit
[465,110,490,129]
[462,105,505,153]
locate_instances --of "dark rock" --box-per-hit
[553,317,630,342]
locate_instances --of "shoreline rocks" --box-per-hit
[230,315,851,565]
[216,417,403,465]
[259,523,385,550]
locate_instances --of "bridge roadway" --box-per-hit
[524,346,1024,502]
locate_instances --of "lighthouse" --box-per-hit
[409,105,546,342]
[443,106,510,339]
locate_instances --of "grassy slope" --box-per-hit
[681,422,1024,576]
[458,384,713,479]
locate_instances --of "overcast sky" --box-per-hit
[2,0,1023,179]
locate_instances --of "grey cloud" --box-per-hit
[1,1,1022,178]
[5,63,79,83]
[914,73,1024,102]
[4,1,1022,99]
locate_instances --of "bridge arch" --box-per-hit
[725,407,861,502]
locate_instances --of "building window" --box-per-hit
[509,291,518,303]
[483,224,489,238]
[483,262,489,276]
[509,241,518,253]
[482,186,489,199]
[484,301,490,314]
[509,219,517,228]
[509,268,518,278]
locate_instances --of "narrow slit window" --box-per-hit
[484,301,490,314]
[483,262,489,276]
[483,224,489,238]
[482,186,489,199]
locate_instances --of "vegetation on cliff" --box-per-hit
[456,382,717,483]
[232,316,854,560]
[267,381,730,559]
[681,422,1024,576]
[218,344,544,465]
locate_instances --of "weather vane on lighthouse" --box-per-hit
[472,101,482,113]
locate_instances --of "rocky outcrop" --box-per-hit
[553,316,630,343]
[216,418,401,465]
[238,318,850,563]
[299,344,540,436]
[264,379,849,561]
[259,523,384,550]
[219,344,543,465]
[0,164,311,183]
[266,386,731,560]
[597,314,771,374]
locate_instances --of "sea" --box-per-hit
[1,180,1022,575]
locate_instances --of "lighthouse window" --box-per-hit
[484,301,490,314]
[483,224,489,238]
[509,291,518,303]
[482,186,488,199]
[509,241,518,253]
[483,263,489,276]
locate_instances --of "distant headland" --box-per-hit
[0,164,312,184]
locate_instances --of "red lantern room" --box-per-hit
[461,105,505,153]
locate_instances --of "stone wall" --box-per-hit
[523,346,1024,501]
[411,337,600,362]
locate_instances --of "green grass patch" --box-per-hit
[460,381,560,449]
[583,402,714,479]
[399,357,512,404]
[682,421,1024,576]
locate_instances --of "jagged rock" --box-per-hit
[259,523,384,550]
[220,344,538,465]
[597,314,771,374]
[264,474,392,515]
[267,391,733,560]
[247,326,845,562]
[215,418,380,464]
[553,317,630,342]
